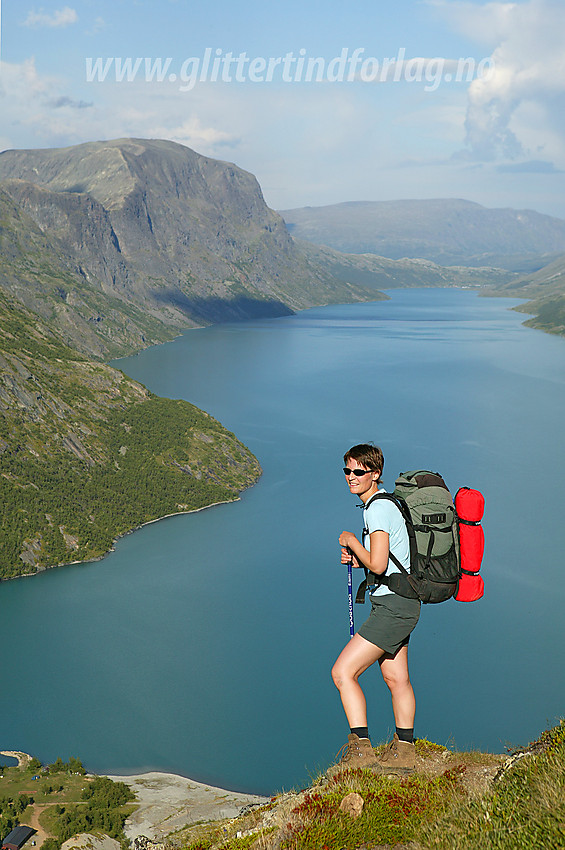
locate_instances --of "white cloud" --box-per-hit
[0,59,240,159]
[436,0,565,166]
[2,10,565,217]
[144,116,239,152]
[0,52,480,206]
[87,17,106,36]
[428,1,520,47]
[0,57,51,104]
[23,7,78,28]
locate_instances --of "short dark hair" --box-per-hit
[344,444,384,482]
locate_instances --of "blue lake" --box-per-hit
[1,288,564,794]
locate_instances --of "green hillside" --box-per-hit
[0,293,261,579]
[487,251,565,336]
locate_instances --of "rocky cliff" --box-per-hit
[0,139,375,359]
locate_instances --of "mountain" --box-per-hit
[0,140,520,363]
[279,199,565,271]
[0,139,376,359]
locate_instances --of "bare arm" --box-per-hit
[339,529,390,575]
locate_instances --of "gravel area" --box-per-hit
[104,772,269,842]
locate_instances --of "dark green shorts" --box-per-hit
[357,592,421,656]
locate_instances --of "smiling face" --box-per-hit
[343,457,381,502]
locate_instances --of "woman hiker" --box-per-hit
[331,443,420,773]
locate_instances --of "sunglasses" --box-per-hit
[343,467,372,477]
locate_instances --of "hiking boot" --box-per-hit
[377,733,416,774]
[327,734,378,776]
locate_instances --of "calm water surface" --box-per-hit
[1,289,564,793]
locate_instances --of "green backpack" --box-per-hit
[356,470,460,604]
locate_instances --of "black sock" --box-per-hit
[350,726,370,739]
[396,727,414,743]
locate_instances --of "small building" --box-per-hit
[2,826,36,850]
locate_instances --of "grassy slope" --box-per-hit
[2,723,563,850]
[0,293,261,579]
[3,723,564,850]
[172,721,565,850]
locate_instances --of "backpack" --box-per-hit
[355,470,484,605]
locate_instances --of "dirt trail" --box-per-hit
[28,804,49,848]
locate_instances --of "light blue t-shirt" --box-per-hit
[362,489,410,597]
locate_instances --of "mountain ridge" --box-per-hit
[0,138,379,356]
[280,198,565,271]
[296,238,515,290]
[3,138,521,364]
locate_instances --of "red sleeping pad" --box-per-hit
[454,487,485,602]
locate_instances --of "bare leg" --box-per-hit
[331,634,385,728]
[379,645,415,729]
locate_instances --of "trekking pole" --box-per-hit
[347,547,354,639]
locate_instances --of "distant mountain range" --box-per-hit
[279,199,565,272]
[280,198,565,336]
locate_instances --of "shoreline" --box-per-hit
[68,496,241,563]
[0,750,32,767]
[6,497,242,582]
[138,497,240,527]
[0,753,269,843]
[103,770,269,842]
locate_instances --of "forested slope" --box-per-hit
[0,293,260,579]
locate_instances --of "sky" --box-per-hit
[1,0,565,217]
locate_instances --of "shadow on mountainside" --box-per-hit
[152,290,294,323]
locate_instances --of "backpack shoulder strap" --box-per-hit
[364,491,397,511]
[356,492,414,602]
